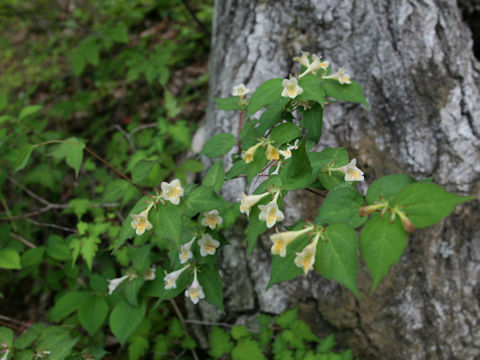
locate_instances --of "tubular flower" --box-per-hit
[201,210,223,230]
[270,226,314,257]
[108,275,129,295]
[258,192,285,228]
[179,236,196,264]
[185,268,205,304]
[143,266,156,281]
[241,141,264,163]
[323,67,351,84]
[161,179,184,205]
[335,159,364,182]
[164,265,190,290]
[0,349,8,360]
[240,192,270,216]
[279,139,300,159]
[299,54,329,78]
[198,233,220,257]
[293,51,311,67]
[130,203,154,236]
[265,143,280,161]
[232,83,250,97]
[281,77,303,99]
[294,233,320,274]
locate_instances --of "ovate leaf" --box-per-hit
[19,105,43,120]
[315,187,365,228]
[50,137,85,177]
[202,160,225,192]
[78,294,109,336]
[393,183,474,228]
[0,248,22,270]
[360,214,407,290]
[214,96,242,111]
[316,224,359,296]
[201,133,236,158]
[300,103,323,143]
[324,79,369,107]
[198,265,224,313]
[14,144,35,172]
[151,202,185,245]
[109,301,146,345]
[366,174,416,204]
[246,78,283,119]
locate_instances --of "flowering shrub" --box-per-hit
[1,49,474,357]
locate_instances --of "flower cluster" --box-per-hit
[130,178,185,236]
[107,266,156,295]
[240,190,284,228]
[241,138,298,168]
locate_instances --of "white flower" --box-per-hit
[239,192,270,216]
[130,204,153,236]
[161,179,184,205]
[185,268,205,304]
[232,84,250,97]
[198,233,220,256]
[164,265,190,290]
[143,266,156,281]
[281,77,303,99]
[299,54,329,78]
[258,192,284,228]
[241,142,264,163]
[108,275,129,295]
[336,159,364,181]
[279,140,300,160]
[201,210,223,230]
[323,67,351,84]
[265,143,280,161]
[293,52,311,67]
[0,349,9,360]
[270,226,314,257]
[179,236,196,264]
[294,233,320,274]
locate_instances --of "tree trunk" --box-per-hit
[202,1,480,358]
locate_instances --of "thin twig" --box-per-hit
[111,124,136,152]
[305,187,327,198]
[130,122,157,135]
[26,218,77,233]
[180,0,210,37]
[8,177,50,206]
[9,232,36,248]
[0,314,30,328]
[170,299,199,360]
[237,110,245,155]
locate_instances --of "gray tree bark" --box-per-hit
[200,1,480,359]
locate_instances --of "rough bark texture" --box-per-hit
[200,1,480,359]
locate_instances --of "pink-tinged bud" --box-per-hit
[401,216,416,233]
[359,204,386,217]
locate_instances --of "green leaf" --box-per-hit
[19,105,43,120]
[179,159,204,173]
[144,267,193,302]
[316,224,359,296]
[267,232,310,289]
[198,266,224,313]
[202,160,225,192]
[393,183,474,228]
[131,159,156,184]
[21,246,45,267]
[0,93,7,112]
[246,78,283,118]
[103,179,140,205]
[366,174,416,204]
[151,202,185,245]
[102,22,129,43]
[0,248,21,269]
[37,328,78,360]
[48,291,91,321]
[129,335,149,360]
[214,96,242,111]
[14,143,35,172]
[232,339,267,360]
[123,278,145,307]
[275,307,298,328]
[309,147,350,190]
[231,325,250,340]
[315,187,366,228]
[69,198,91,219]
[132,245,151,273]
[297,75,325,106]
[50,137,85,177]
[324,79,369,107]
[201,133,236,158]
[254,97,291,135]
[185,186,228,217]
[360,214,407,290]
[245,205,268,259]
[109,301,146,345]
[300,103,323,143]
[80,236,101,270]
[209,327,234,358]
[280,141,314,191]
[71,48,86,76]
[226,159,247,180]
[246,145,269,184]
[269,123,302,146]
[78,294,109,336]
[0,327,13,346]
